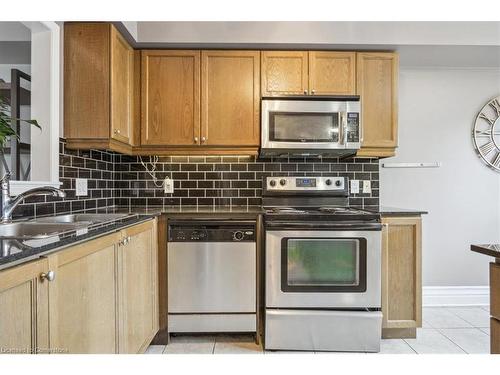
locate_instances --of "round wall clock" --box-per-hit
[472,96,500,171]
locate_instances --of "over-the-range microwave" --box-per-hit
[260,96,361,158]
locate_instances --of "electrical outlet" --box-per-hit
[164,177,174,194]
[363,180,371,194]
[350,180,360,194]
[75,178,88,196]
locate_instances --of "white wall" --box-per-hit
[380,68,500,287]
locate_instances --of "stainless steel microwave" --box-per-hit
[260,96,361,158]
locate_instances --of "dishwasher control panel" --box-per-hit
[168,221,256,242]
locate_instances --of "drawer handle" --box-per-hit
[40,271,55,282]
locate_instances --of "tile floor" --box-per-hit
[145,306,491,354]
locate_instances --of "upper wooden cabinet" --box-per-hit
[64,23,137,153]
[141,50,200,147]
[261,51,356,96]
[0,259,49,354]
[356,52,399,157]
[261,51,308,96]
[309,52,356,95]
[202,50,260,146]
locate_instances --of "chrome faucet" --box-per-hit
[0,173,66,223]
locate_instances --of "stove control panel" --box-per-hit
[265,176,346,192]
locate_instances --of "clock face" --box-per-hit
[473,96,500,171]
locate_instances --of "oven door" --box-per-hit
[266,229,381,309]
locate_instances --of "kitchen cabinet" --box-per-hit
[64,22,138,153]
[117,220,159,353]
[0,258,49,354]
[141,50,201,147]
[356,52,399,158]
[202,50,260,147]
[261,51,308,96]
[0,219,158,354]
[308,51,356,95]
[261,51,356,96]
[47,233,120,353]
[381,216,422,338]
[139,50,260,155]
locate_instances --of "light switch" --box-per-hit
[350,180,360,194]
[363,180,371,194]
[75,178,88,196]
[164,177,174,194]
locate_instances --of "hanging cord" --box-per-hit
[139,155,165,188]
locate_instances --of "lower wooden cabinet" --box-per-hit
[117,221,159,353]
[47,234,119,353]
[0,258,50,354]
[489,262,500,354]
[0,219,158,354]
[381,216,422,338]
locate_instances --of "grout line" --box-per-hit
[437,328,472,354]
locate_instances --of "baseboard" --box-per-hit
[423,286,490,306]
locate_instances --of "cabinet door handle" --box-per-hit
[303,90,308,95]
[40,271,55,282]
[311,89,315,94]
[194,136,199,143]
[114,129,121,134]
[201,136,206,143]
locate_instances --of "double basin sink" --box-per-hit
[0,214,135,240]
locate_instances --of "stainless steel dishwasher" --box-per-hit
[167,220,257,334]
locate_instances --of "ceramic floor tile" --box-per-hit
[439,328,490,354]
[480,305,490,312]
[378,339,416,354]
[163,335,215,354]
[265,350,314,354]
[422,307,473,328]
[446,307,490,328]
[213,334,262,354]
[404,328,465,354]
[480,327,490,336]
[145,345,166,354]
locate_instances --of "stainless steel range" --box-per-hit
[263,176,382,352]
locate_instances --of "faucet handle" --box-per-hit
[0,172,11,183]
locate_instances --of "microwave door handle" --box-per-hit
[340,112,348,145]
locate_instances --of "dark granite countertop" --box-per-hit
[0,214,156,271]
[377,206,428,216]
[471,244,500,259]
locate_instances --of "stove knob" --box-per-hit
[269,179,277,187]
[279,179,287,186]
[335,180,342,187]
[233,231,244,241]
[325,179,332,186]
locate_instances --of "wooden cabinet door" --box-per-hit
[141,50,200,146]
[261,51,308,96]
[357,52,399,155]
[117,220,159,353]
[201,51,260,146]
[110,25,134,144]
[48,233,119,353]
[0,259,49,354]
[309,51,356,95]
[64,23,110,140]
[381,216,422,338]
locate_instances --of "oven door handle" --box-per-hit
[265,221,383,230]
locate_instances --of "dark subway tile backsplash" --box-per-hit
[14,139,380,219]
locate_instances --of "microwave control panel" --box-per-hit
[346,112,360,143]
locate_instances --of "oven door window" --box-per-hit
[281,238,367,292]
[269,112,339,142]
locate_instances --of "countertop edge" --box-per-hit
[471,244,500,259]
[0,215,156,271]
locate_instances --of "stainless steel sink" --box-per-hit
[35,213,132,224]
[0,222,88,239]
